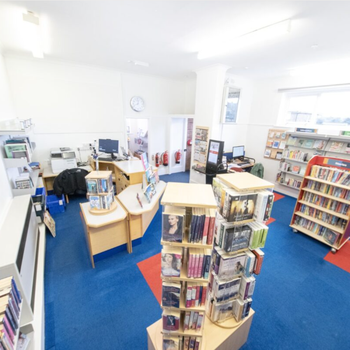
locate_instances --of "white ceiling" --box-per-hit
[1,1,350,80]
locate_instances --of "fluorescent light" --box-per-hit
[128,60,149,67]
[198,19,291,60]
[22,11,44,58]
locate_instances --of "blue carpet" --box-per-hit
[44,174,350,350]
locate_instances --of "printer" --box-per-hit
[51,148,77,174]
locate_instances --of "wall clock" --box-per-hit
[130,96,145,112]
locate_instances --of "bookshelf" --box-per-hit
[0,195,46,350]
[290,155,350,253]
[153,183,218,349]
[276,132,350,192]
[190,126,209,184]
[208,172,274,325]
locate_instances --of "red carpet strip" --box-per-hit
[324,240,350,274]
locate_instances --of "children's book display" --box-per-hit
[206,174,274,324]
[290,155,350,253]
[158,183,218,350]
[85,170,116,214]
[0,276,23,350]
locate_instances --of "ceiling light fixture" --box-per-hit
[128,60,149,67]
[289,59,350,77]
[22,11,44,58]
[198,19,291,60]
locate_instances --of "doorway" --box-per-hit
[126,118,149,159]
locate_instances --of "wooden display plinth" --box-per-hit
[88,200,117,215]
[147,310,254,350]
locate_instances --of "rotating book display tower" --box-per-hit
[85,171,117,214]
[159,183,217,350]
[207,173,274,326]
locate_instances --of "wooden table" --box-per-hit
[79,198,130,268]
[147,311,255,350]
[117,181,166,244]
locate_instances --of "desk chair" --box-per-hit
[53,168,89,203]
[250,163,264,178]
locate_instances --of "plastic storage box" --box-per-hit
[46,194,66,214]
[31,187,46,222]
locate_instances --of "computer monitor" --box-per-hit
[98,139,119,159]
[232,145,245,160]
[206,139,225,173]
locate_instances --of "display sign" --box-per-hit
[323,158,350,168]
[340,130,350,136]
[295,128,318,133]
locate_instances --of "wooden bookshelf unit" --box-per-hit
[290,155,350,253]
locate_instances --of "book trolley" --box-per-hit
[290,155,350,253]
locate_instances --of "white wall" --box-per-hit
[4,57,195,168]
[0,53,15,225]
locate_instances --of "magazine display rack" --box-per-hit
[85,171,117,215]
[290,155,350,253]
[207,172,274,326]
[264,128,289,160]
[153,182,217,350]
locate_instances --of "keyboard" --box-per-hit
[239,162,251,166]
[98,157,113,162]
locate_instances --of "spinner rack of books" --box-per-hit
[209,173,274,327]
[290,155,350,253]
[158,183,217,350]
[0,276,23,350]
[85,171,117,214]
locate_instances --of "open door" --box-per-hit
[169,117,187,174]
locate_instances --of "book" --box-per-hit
[97,178,109,193]
[163,334,180,349]
[144,183,156,203]
[313,140,326,150]
[291,165,301,174]
[223,225,252,252]
[275,151,283,160]
[136,193,143,208]
[287,136,297,145]
[252,248,265,275]
[279,141,286,149]
[161,246,182,277]
[264,149,271,157]
[162,206,186,243]
[329,142,344,152]
[86,179,98,194]
[162,282,181,308]
[272,141,280,149]
[266,140,273,147]
[304,139,314,148]
[162,310,180,332]
[89,196,101,209]
[345,143,350,154]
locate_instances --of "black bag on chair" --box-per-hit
[53,168,89,196]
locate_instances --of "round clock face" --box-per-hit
[130,96,145,112]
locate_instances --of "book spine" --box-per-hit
[186,286,192,308]
[195,286,201,307]
[207,215,216,245]
[191,285,197,307]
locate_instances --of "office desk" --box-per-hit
[228,160,254,173]
[42,165,92,202]
[91,159,145,194]
[79,198,130,268]
[117,181,166,244]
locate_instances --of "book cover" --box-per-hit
[266,140,273,147]
[143,183,156,203]
[98,178,108,193]
[304,139,314,148]
[275,151,283,160]
[272,141,280,149]
[264,149,271,157]
[89,196,101,209]
[162,282,181,308]
[281,132,287,139]
[234,194,257,222]
[86,179,98,194]
[279,141,286,149]
[329,142,344,152]
[314,140,326,150]
[292,165,301,174]
[223,225,252,252]
[136,193,143,208]
[161,247,182,277]
[287,136,297,145]
[162,206,185,243]
[323,229,340,245]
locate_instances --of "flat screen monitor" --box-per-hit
[233,145,245,159]
[206,139,224,173]
[98,139,119,158]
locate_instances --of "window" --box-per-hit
[221,86,240,123]
[279,86,350,127]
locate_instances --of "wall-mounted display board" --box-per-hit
[193,126,209,169]
[264,128,289,160]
